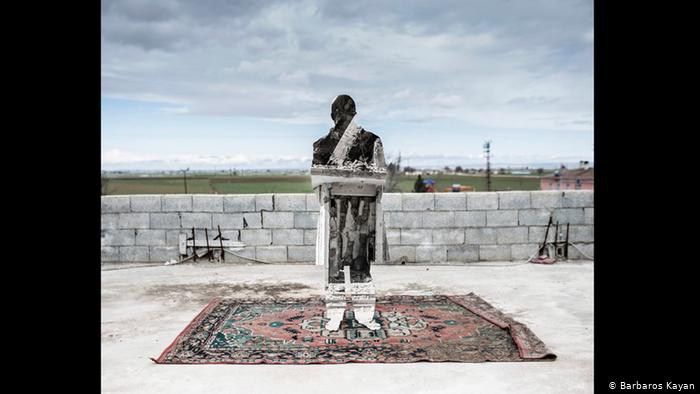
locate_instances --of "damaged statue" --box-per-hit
[311,95,388,332]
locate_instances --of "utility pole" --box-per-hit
[483,141,492,191]
[181,168,190,194]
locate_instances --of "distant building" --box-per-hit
[540,164,594,190]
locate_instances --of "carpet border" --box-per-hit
[152,298,222,364]
[446,293,557,361]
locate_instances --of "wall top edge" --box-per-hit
[102,190,593,199]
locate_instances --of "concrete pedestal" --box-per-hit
[312,169,386,331]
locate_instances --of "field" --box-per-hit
[102,173,542,195]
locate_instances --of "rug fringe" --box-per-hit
[152,298,221,364]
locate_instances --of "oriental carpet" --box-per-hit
[153,293,556,364]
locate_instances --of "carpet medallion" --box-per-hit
[154,293,556,364]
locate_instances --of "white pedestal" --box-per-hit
[313,170,385,331]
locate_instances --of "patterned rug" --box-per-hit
[153,293,556,364]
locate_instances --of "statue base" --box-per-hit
[312,168,386,332]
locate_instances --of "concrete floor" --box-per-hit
[101,261,593,394]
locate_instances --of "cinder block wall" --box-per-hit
[101,191,593,264]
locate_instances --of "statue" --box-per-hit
[313,94,386,171]
[311,95,387,332]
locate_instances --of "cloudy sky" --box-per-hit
[101,0,593,171]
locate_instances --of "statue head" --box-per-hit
[331,94,356,128]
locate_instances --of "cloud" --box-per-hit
[102,0,592,130]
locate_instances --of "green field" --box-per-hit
[394,174,540,192]
[102,173,542,195]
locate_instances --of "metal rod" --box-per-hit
[204,228,212,261]
[191,227,197,261]
[539,215,552,256]
[217,225,225,262]
[564,223,570,258]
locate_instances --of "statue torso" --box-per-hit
[312,127,380,166]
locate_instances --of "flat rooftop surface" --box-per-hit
[102,261,593,393]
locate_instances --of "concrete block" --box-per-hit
[240,229,271,245]
[464,228,497,244]
[306,194,320,211]
[294,212,318,229]
[262,212,294,228]
[212,213,244,229]
[149,246,179,261]
[568,243,594,259]
[102,196,130,213]
[255,246,287,262]
[384,212,391,227]
[224,195,256,212]
[435,193,466,211]
[242,212,262,229]
[382,193,402,211]
[553,208,586,225]
[166,230,185,245]
[135,229,166,246]
[118,213,150,229]
[479,245,511,261]
[562,190,593,207]
[498,191,531,209]
[180,213,212,229]
[528,226,549,243]
[432,228,464,245]
[569,225,594,242]
[518,209,553,226]
[531,191,563,208]
[101,214,118,230]
[130,195,161,212]
[386,229,401,245]
[102,230,135,246]
[432,229,465,245]
[162,195,192,212]
[304,230,317,245]
[101,246,119,262]
[256,194,274,211]
[192,195,224,212]
[454,211,486,227]
[272,229,304,245]
[274,194,306,211]
[467,192,498,210]
[388,246,416,263]
[401,229,433,245]
[511,244,539,260]
[585,208,594,225]
[422,212,454,228]
[288,246,315,262]
[119,246,149,262]
[387,212,421,228]
[486,210,518,227]
[446,245,479,262]
[402,193,434,211]
[150,213,180,229]
[416,245,447,263]
[225,246,256,263]
[217,229,241,244]
[495,227,529,244]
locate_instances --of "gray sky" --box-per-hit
[101,0,593,170]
